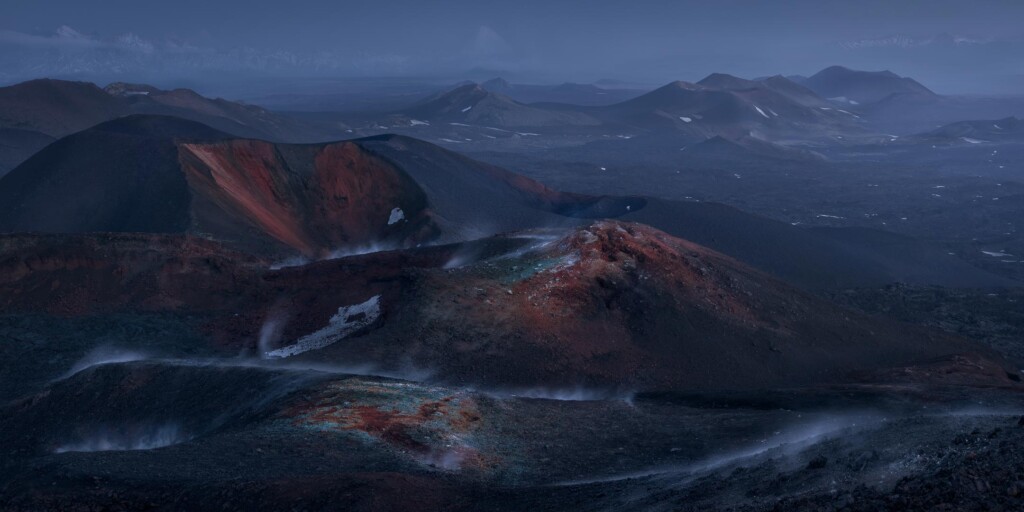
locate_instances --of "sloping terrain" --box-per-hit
[0,128,54,177]
[620,198,1012,289]
[594,79,862,143]
[0,222,1015,393]
[0,117,439,257]
[0,116,229,237]
[0,120,632,257]
[0,78,346,174]
[395,84,601,128]
[0,120,1008,289]
[480,77,644,106]
[106,82,339,141]
[799,65,937,105]
[680,134,826,162]
[178,138,438,256]
[0,79,126,137]
[908,116,1024,145]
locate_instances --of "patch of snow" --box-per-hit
[815,214,845,219]
[768,108,779,117]
[409,119,429,126]
[993,124,1002,130]
[754,106,770,119]
[266,296,382,358]
[960,137,986,144]
[982,250,1013,257]
[679,116,692,123]
[461,105,473,112]
[439,138,463,143]
[449,122,470,127]
[387,207,405,225]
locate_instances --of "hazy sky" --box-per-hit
[3,0,1023,93]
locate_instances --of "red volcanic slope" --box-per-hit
[324,221,1014,391]
[179,139,437,257]
[0,233,265,315]
[0,222,1014,392]
[0,118,637,258]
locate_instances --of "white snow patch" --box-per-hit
[960,137,986,144]
[815,214,845,219]
[439,138,463,143]
[387,207,405,225]
[461,105,473,112]
[754,106,770,119]
[768,108,779,117]
[409,119,429,126]
[266,296,382,358]
[679,116,692,123]
[982,250,1013,257]
[449,122,470,127]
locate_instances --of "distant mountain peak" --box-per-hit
[697,73,757,89]
[481,77,512,92]
[803,66,936,104]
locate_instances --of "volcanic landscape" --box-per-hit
[2,5,1024,510]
